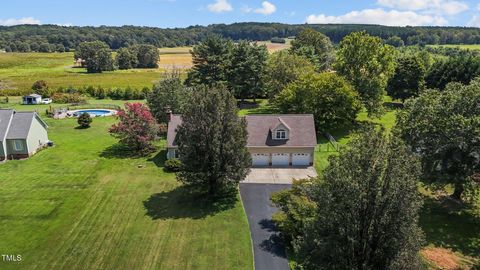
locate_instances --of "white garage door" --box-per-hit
[292,153,311,166]
[272,153,290,166]
[252,153,269,166]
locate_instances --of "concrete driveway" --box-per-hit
[240,183,291,270]
[242,167,317,184]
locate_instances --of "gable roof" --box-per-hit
[0,109,48,140]
[24,94,42,98]
[0,109,14,142]
[246,115,317,147]
[167,115,182,148]
[166,114,317,149]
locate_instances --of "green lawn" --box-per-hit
[0,117,253,270]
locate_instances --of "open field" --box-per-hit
[0,116,253,270]
[427,44,480,50]
[0,50,194,94]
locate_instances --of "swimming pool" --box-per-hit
[71,109,117,117]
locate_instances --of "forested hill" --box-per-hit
[1,22,480,52]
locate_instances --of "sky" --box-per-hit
[0,0,479,28]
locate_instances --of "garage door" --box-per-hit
[292,153,311,166]
[252,153,269,166]
[272,153,290,166]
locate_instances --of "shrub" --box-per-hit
[51,93,86,104]
[32,80,51,97]
[165,158,182,172]
[77,112,92,128]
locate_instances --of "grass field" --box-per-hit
[0,116,253,270]
[0,50,195,93]
[427,44,480,50]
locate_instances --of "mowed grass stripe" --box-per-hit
[1,117,253,270]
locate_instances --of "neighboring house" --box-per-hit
[166,114,317,167]
[0,109,49,162]
[23,94,42,105]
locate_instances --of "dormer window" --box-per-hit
[276,129,286,139]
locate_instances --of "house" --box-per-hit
[166,114,317,167]
[0,109,49,162]
[23,94,42,105]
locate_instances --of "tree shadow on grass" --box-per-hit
[419,196,480,258]
[100,143,149,159]
[147,150,167,168]
[143,185,238,220]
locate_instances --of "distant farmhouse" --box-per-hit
[167,114,317,167]
[0,109,49,162]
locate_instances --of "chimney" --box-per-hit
[165,106,172,122]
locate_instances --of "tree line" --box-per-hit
[3,23,480,52]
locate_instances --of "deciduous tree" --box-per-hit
[116,47,138,70]
[336,31,396,115]
[274,72,361,131]
[147,71,189,123]
[109,103,158,152]
[291,28,335,71]
[75,41,114,73]
[176,86,251,197]
[264,50,315,99]
[396,79,480,200]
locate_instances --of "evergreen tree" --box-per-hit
[296,129,424,269]
[77,112,92,128]
[176,86,251,197]
[387,56,426,102]
[227,41,268,101]
[185,35,233,86]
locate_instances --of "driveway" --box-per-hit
[240,183,291,270]
[243,167,317,184]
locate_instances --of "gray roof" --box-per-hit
[167,115,182,148]
[24,94,42,98]
[0,109,14,141]
[166,114,317,148]
[245,115,317,147]
[0,109,48,140]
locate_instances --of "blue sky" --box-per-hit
[0,0,479,28]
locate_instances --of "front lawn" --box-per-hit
[0,117,253,270]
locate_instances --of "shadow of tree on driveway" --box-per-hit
[143,185,238,220]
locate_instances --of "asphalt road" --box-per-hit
[239,183,292,270]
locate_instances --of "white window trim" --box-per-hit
[14,140,24,151]
[276,129,286,140]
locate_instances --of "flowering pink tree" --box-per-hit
[109,102,158,152]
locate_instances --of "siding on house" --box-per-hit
[26,114,49,155]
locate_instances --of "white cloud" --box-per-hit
[0,17,40,26]
[306,8,447,26]
[254,1,276,15]
[468,15,480,27]
[377,0,469,15]
[477,3,480,10]
[207,0,233,13]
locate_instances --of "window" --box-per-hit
[14,140,24,151]
[173,149,179,159]
[276,129,286,139]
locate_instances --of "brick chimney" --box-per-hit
[165,106,172,122]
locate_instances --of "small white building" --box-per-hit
[22,94,42,105]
